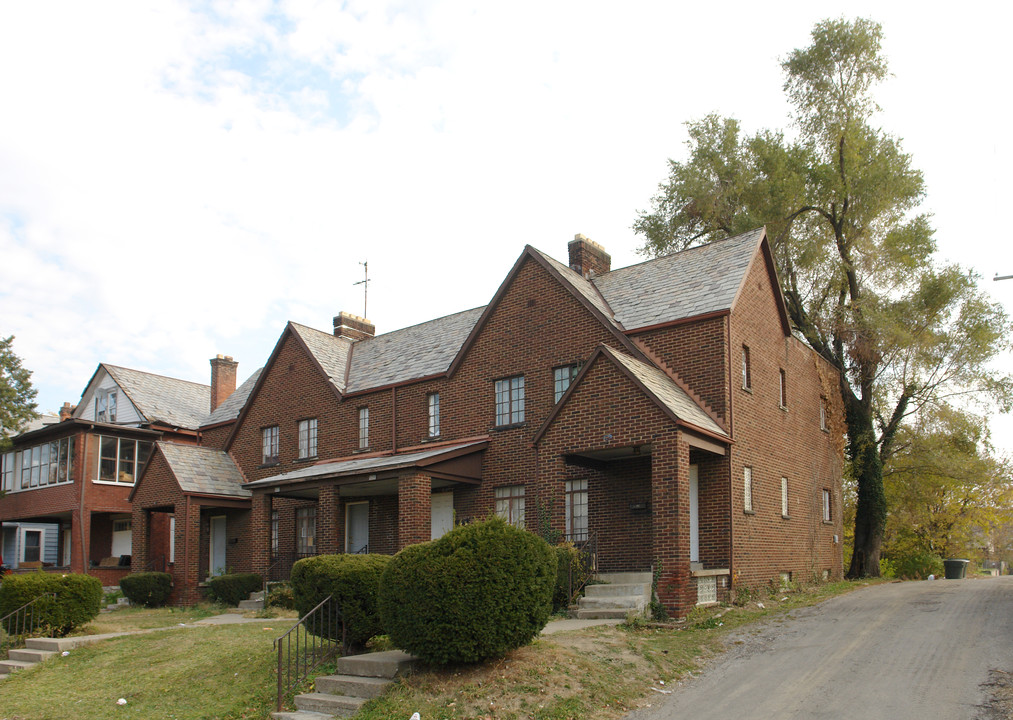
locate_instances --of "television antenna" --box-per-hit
[354,261,370,317]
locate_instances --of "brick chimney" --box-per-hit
[333,312,376,341]
[59,402,74,422]
[209,355,238,412]
[568,234,611,279]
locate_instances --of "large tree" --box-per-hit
[634,18,1012,577]
[0,335,39,452]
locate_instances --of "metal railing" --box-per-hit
[266,552,317,584]
[144,555,168,573]
[0,593,56,652]
[274,595,343,712]
[566,531,598,605]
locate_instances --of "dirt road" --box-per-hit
[628,576,1013,720]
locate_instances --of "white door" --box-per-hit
[431,492,454,540]
[689,464,700,563]
[111,519,132,558]
[346,502,369,553]
[209,516,227,576]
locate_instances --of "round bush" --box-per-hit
[290,553,391,649]
[120,572,173,607]
[378,516,555,664]
[0,571,102,636]
[206,572,262,607]
[267,582,295,610]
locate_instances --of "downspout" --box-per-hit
[725,316,735,592]
[182,495,190,602]
[391,386,397,453]
[79,433,88,573]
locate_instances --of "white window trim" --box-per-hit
[298,418,318,459]
[781,476,789,518]
[428,393,441,438]
[358,407,370,449]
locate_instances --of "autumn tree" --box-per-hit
[634,18,1012,577]
[0,335,39,452]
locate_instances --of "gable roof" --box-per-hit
[100,364,211,430]
[534,345,729,445]
[146,442,249,499]
[593,227,768,331]
[203,369,263,427]
[289,322,354,394]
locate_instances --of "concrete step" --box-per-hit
[584,582,649,598]
[7,648,57,663]
[334,650,417,679]
[272,712,334,720]
[294,692,366,716]
[238,599,264,610]
[315,673,393,699]
[577,595,646,611]
[574,608,636,620]
[0,659,34,674]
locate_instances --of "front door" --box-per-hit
[346,502,369,553]
[209,516,227,577]
[431,491,454,540]
[689,464,700,563]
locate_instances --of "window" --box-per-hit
[262,426,279,465]
[553,364,580,403]
[565,479,588,541]
[428,393,440,438]
[96,436,151,484]
[23,530,42,563]
[1,451,13,492]
[270,510,279,556]
[495,486,526,528]
[495,376,525,426]
[820,397,828,431]
[95,389,117,423]
[298,419,318,459]
[822,489,832,522]
[742,346,751,390]
[358,407,369,449]
[9,437,75,492]
[743,467,753,513]
[781,477,789,517]
[113,519,132,533]
[779,369,787,408]
[296,507,316,555]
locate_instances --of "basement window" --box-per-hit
[697,575,717,605]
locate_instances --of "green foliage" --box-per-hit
[378,516,555,664]
[0,335,39,452]
[0,572,102,636]
[885,550,943,580]
[120,572,173,607]
[205,572,262,607]
[266,582,295,609]
[634,18,1013,579]
[290,553,391,648]
[551,543,588,612]
[649,562,669,620]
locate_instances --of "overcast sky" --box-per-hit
[2,1,1012,447]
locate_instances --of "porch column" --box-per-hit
[317,486,339,554]
[397,472,431,549]
[70,508,87,574]
[652,431,693,615]
[181,497,202,605]
[131,506,150,572]
[250,493,271,577]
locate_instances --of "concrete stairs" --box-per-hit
[238,590,266,611]
[574,571,652,619]
[102,596,131,612]
[273,649,418,719]
[0,633,114,677]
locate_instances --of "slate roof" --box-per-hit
[157,442,250,498]
[244,439,488,489]
[289,323,354,394]
[593,227,764,330]
[346,307,485,393]
[602,346,728,438]
[529,248,617,325]
[203,369,263,426]
[103,365,211,430]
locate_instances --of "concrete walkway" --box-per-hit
[540,617,623,634]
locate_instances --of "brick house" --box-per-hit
[130,228,843,615]
[0,361,233,586]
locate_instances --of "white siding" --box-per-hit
[76,370,144,425]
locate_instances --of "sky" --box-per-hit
[2,1,1012,448]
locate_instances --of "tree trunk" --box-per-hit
[846,400,887,578]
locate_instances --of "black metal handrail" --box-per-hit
[144,555,167,573]
[0,593,56,651]
[274,595,343,712]
[566,530,598,605]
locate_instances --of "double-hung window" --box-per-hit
[298,419,318,459]
[95,389,117,423]
[358,408,369,449]
[495,376,525,426]
[428,393,440,438]
[262,426,279,465]
[565,479,588,541]
[296,507,316,555]
[553,364,580,402]
[495,486,526,528]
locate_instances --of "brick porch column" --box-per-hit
[131,506,150,572]
[250,493,271,577]
[651,431,693,616]
[397,472,431,549]
[317,486,339,554]
[180,497,202,605]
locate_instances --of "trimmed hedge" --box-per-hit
[290,554,392,648]
[206,572,262,607]
[378,516,555,664]
[0,572,102,636]
[120,572,173,607]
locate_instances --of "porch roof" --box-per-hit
[244,438,488,491]
[158,443,250,498]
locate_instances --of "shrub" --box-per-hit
[378,516,556,664]
[552,543,586,612]
[206,572,262,607]
[290,554,392,649]
[120,572,173,607]
[267,582,295,609]
[0,572,102,636]
[889,551,944,580]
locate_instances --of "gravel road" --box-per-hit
[628,576,1013,720]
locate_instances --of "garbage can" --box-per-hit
[943,559,969,579]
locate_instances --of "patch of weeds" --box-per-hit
[535,695,587,720]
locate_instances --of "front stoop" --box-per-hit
[239,590,266,611]
[575,572,652,620]
[273,650,417,719]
